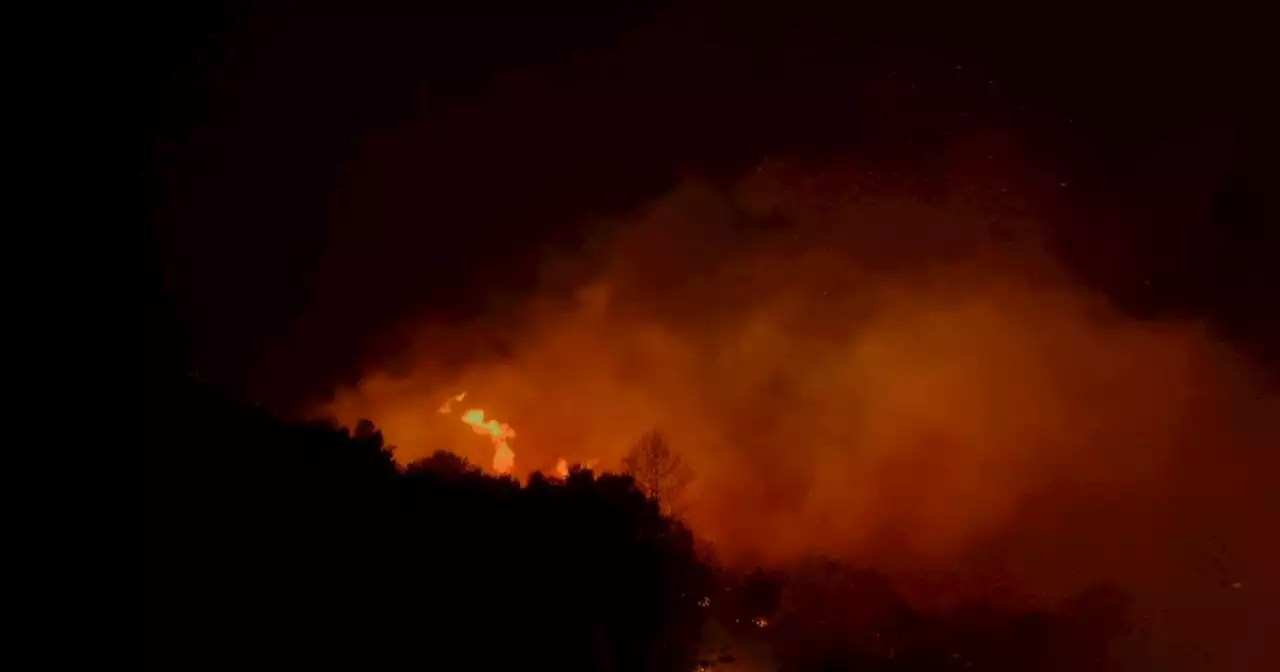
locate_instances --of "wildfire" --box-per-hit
[437,391,466,414]
[459,408,517,474]
[438,392,517,474]
[440,393,593,478]
[554,457,600,478]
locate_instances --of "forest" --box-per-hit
[146,371,1128,671]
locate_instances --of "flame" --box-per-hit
[460,408,517,474]
[553,458,599,478]
[437,391,466,414]
[441,393,549,477]
[439,393,599,479]
[493,443,515,475]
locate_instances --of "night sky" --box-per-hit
[146,1,1273,414]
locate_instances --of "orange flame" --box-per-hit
[437,391,466,414]
[460,408,516,474]
[444,393,590,478]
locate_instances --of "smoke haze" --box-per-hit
[327,152,1276,669]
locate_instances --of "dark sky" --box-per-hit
[145,0,1274,414]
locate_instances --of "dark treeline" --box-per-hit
[147,373,709,671]
[146,373,1129,671]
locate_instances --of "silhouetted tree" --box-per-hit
[622,429,694,516]
[405,449,481,476]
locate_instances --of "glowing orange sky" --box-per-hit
[327,158,1277,671]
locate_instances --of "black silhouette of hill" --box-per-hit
[146,369,1131,671]
[145,372,710,671]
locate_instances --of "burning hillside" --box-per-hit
[327,160,1278,671]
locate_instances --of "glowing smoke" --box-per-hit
[328,160,1278,671]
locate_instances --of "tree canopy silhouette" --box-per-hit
[146,373,711,671]
[147,373,1131,671]
[622,429,695,517]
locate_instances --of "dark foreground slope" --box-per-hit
[145,373,709,671]
[145,372,1130,671]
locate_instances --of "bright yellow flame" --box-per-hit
[460,408,516,474]
[555,458,569,478]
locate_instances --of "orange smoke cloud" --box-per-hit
[327,158,1278,670]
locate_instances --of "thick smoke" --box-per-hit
[328,158,1276,670]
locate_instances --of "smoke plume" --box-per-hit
[328,156,1277,670]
